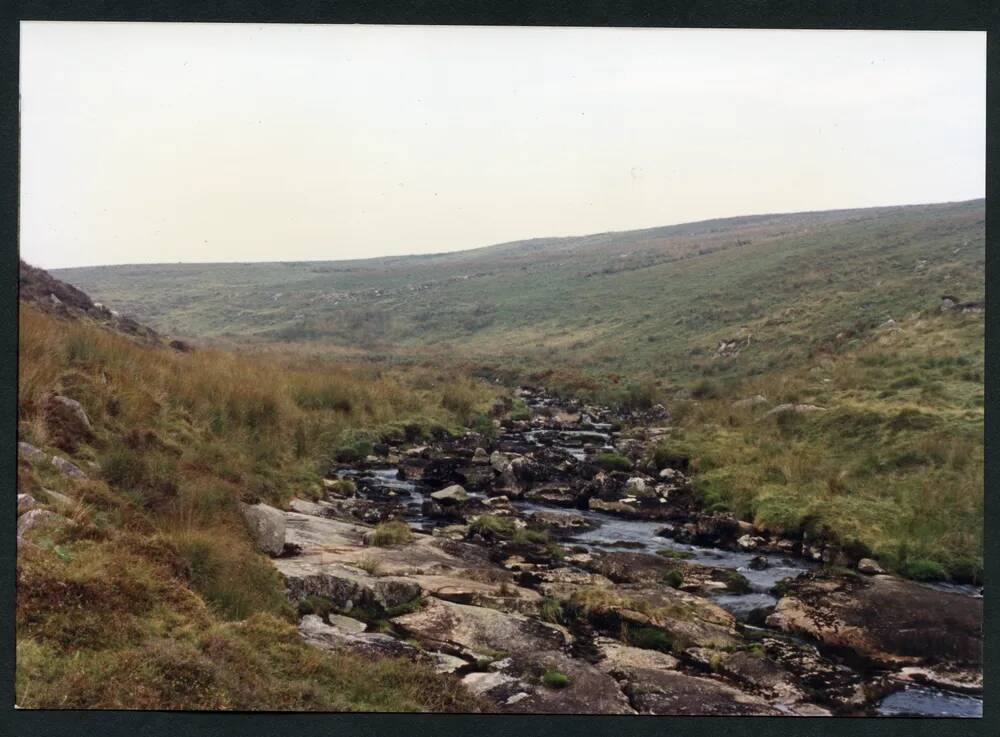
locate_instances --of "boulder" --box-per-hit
[766,572,983,667]
[43,394,94,452]
[239,502,286,556]
[472,447,490,465]
[430,484,469,505]
[51,456,86,480]
[470,650,635,714]
[732,395,769,410]
[275,557,422,613]
[17,441,47,463]
[857,558,885,575]
[392,596,569,659]
[17,509,71,538]
[299,614,421,660]
[17,494,40,516]
[490,451,511,474]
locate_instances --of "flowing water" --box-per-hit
[339,397,981,717]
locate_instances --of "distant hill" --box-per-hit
[54,199,985,384]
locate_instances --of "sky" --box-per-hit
[19,23,986,269]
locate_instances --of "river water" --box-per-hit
[339,397,981,718]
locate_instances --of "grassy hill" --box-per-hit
[56,199,985,389]
[47,199,985,581]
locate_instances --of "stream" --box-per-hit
[340,391,982,718]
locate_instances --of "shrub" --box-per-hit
[539,598,564,624]
[368,520,414,547]
[901,558,948,582]
[661,569,684,589]
[627,626,673,653]
[542,670,570,689]
[595,451,632,472]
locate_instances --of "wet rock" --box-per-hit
[490,450,510,474]
[239,502,286,556]
[737,534,764,551]
[472,447,490,464]
[857,558,884,575]
[766,572,983,667]
[392,596,570,659]
[523,484,578,508]
[761,637,867,709]
[748,555,769,570]
[51,456,87,480]
[299,614,421,659]
[527,511,594,534]
[431,484,469,504]
[17,441,47,463]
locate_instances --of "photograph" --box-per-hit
[15,21,984,718]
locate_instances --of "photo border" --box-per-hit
[1,2,995,736]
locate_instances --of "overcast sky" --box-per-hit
[20,23,985,269]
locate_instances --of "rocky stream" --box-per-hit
[248,387,983,717]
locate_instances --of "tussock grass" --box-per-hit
[16,306,495,710]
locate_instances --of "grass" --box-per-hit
[594,451,632,473]
[16,305,497,710]
[651,311,984,582]
[368,520,414,547]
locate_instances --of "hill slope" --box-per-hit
[55,199,985,387]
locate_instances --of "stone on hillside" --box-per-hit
[17,494,40,516]
[239,502,286,556]
[731,395,769,410]
[857,558,885,575]
[51,456,87,480]
[40,489,75,510]
[431,484,469,504]
[764,403,826,418]
[17,508,71,537]
[43,394,94,452]
[17,442,47,463]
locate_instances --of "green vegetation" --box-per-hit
[16,305,494,710]
[542,670,570,689]
[661,569,685,589]
[656,311,984,582]
[368,520,414,547]
[626,626,674,653]
[595,451,633,472]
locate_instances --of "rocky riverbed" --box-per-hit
[246,387,983,717]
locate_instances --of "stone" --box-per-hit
[475,650,635,714]
[430,484,469,504]
[490,451,510,474]
[732,395,769,410]
[857,558,885,575]
[51,456,86,480]
[239,502,286,556]
[43,394,94,452]
[17,442,47,463]
[392,596,569,658]
[472,447,490,465]
[275,557,422,612]
[748,555,769,570]
[17,509,71,537]
[17,494,40,516]
[299,614,421,659]
[737,534,763,551]
[766,571,983,667]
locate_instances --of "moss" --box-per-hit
[661,569,684,589]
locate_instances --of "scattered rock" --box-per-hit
[42,394,93,452]
[732,395,769,410]
[299,614,421,659]
[17,494,40,516]
[17,441,47,463]
[239,502,287,556]
[430,484,469,504]
[17,509,71,538]
[857,558,885,575]
[51,456,87,480]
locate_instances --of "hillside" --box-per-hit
[56,199,985,389]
